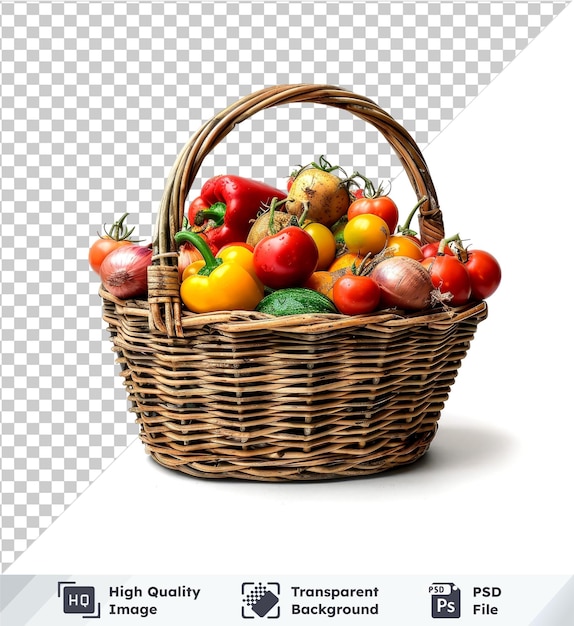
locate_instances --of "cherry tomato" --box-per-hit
[384,234,423,260]
[333,275,381,316]
[347,195,399,234]
[303,222,337,270]
[89,238,133,275]
[253,226,319,289]
[420,241,454,259]
[422,255,471,306]
[344,214,390,256]
[286,167,300,192]
[464,249,502,300]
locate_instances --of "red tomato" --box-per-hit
[464,249,502,300]
[420,241,454,259]
[347,196,399,234]
[253,226,319,289]
[286,168,300,192]
[404,233,422,245]
[422,255,471,306]
[333,275,381,315]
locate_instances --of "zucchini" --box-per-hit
[255,288,338,316]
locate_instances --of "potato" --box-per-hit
[246,208,296,247]
[285,168,351,228]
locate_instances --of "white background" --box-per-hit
[6,4,573,577]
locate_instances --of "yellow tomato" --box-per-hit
[384,234,423,260]
[303,222,337,270]
[328,252,365,273]
[343,214,390,255]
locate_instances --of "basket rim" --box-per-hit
[100,283,487,335]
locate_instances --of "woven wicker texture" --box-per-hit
[100,84,487,481]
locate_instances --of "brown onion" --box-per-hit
[370,256,433,311]
[178,242,203,280]
[100,244,152,299]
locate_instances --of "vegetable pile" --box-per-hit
[89,213,152,299]
[89,157,501,317]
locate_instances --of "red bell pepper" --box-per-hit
[187,175,287,251]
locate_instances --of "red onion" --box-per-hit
[100,244,152,299]
[370,256,433,311]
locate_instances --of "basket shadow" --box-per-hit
[405,419,515,475]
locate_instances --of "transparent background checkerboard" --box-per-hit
[0,1,569,571]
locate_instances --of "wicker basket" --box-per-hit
[100,84,488,481]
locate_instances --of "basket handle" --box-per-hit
[148,84,444,336]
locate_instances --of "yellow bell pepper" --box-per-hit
[181,259,205,281]
[174,232,264,314]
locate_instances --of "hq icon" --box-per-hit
[58,581,101,619]
[429,583,461,618]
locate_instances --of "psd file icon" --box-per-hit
[430,582,461,618]
[242,582,280,618]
